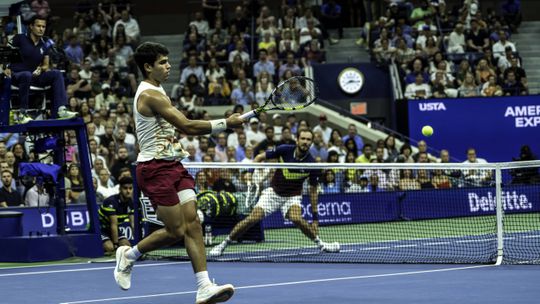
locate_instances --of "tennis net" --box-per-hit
[137,161,540,264]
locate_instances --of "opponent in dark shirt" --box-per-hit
[7,15,72,120]
[209,129,340,257]
[98,177,134,254]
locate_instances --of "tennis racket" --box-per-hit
[240,76,319,119]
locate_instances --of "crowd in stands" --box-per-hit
[0,0,538,209]
[365,0,528,98]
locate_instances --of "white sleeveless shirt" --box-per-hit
[133,81,189,162]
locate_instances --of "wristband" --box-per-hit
[312,212,319,221]
[210,119,227,134]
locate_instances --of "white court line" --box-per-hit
[58,264,494,304]
[0,261,190,277]
[0,262,92,270]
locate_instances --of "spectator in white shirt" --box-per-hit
[313,114,333,145]
[25,178,50,207]
[96,168,118,199]
[405,73,432,99]
[447,22,466,54]
[462,148,491,187]
[245,117,266,147]
[228,41,250,64]
[113,9,140,44]
[492,31,516,60]
[189,11,209,37]
[180,55,206,86]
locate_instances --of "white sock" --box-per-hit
[125,245,142,260]
[314,236,322,247]
[195,271,212,289]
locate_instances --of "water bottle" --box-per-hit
[204,224,213,246]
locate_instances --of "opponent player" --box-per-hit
[209,129,340,257]
[114,42,243,304]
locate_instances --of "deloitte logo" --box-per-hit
[468,191,532,213]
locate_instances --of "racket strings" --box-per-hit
[273,78,317,109]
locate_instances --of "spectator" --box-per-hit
[253,49,275,79]
[24,177,50,207]
[511,145,539,184]
[458,72,481,97]
[466,19,489,53]
[180,55,206,86]
[345,175,370,193]
[31,0,50,19]
[320,0,343,43]
[313,114,333,145]
[278,126,296,145]
[246,117,265,147]
[97,168,117,199]
[405,58,430,84]
[228,40,250,64]
[462,148,491,187]
[502,70,527,96]
[341,124,364,155]
[253,127,276,156]
[278,29,299,56]
[0,170,22,207]
[298,18,322,46]
[65,164,84,203]
[474,58,496,85]
[384,135,399,162]
[189,11,209,37]
[255,77,273,106]
[309,131,328,161]
[231,79,255,106]
[432,169,451,189]
[455,59,472,87]
[356,143,375,163]
[412,140,436,162]
[398,169,421,190]
[373,38,396,65]
[492,31,516,60]
[113,9,140,45]
[405,72,432,99]
[446,22,466,54]
[501,0,522,34]
[481,75,503,97]
[110,146,131,182]
[321,169,340,194]
[503,56,527,83]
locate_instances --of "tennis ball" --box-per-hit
[422,125,433,137]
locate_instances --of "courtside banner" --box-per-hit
[262,185,539,228]
[9,204,90,235]
[408,96,540,162]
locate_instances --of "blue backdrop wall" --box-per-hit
[408,96,540,162]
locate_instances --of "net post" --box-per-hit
[495,164,504,266]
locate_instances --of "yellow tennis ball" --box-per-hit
[422,125,433,137]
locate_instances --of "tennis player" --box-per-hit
[209,129,340,257]
[114,42,243,304]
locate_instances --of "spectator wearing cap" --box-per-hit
[246,117,265,147]
[95,83,116,111]
[313,114,333,145]
[271,114,284,141]
[310,131,328,162]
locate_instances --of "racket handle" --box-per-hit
[240,110,257,120]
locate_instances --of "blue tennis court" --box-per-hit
[1,261,538,304]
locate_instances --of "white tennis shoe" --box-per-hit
[320,241,340,253]
[114,246,135,290]
[196,283,235,304]
[208,242,228,257]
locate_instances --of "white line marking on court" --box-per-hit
[394,244,417,248]
[0,262,93,270]
[58,264,494,304]
[0,261,190,277]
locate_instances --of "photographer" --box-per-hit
[6,15,77,123]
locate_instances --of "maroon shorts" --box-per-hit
[136,159,195,209]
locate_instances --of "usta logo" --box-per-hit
[419,102,446,111]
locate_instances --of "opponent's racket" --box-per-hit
[240,76,318,119]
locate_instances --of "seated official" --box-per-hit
[6,15,78,123]
[98,177,134,254]
[0,170,23,207]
